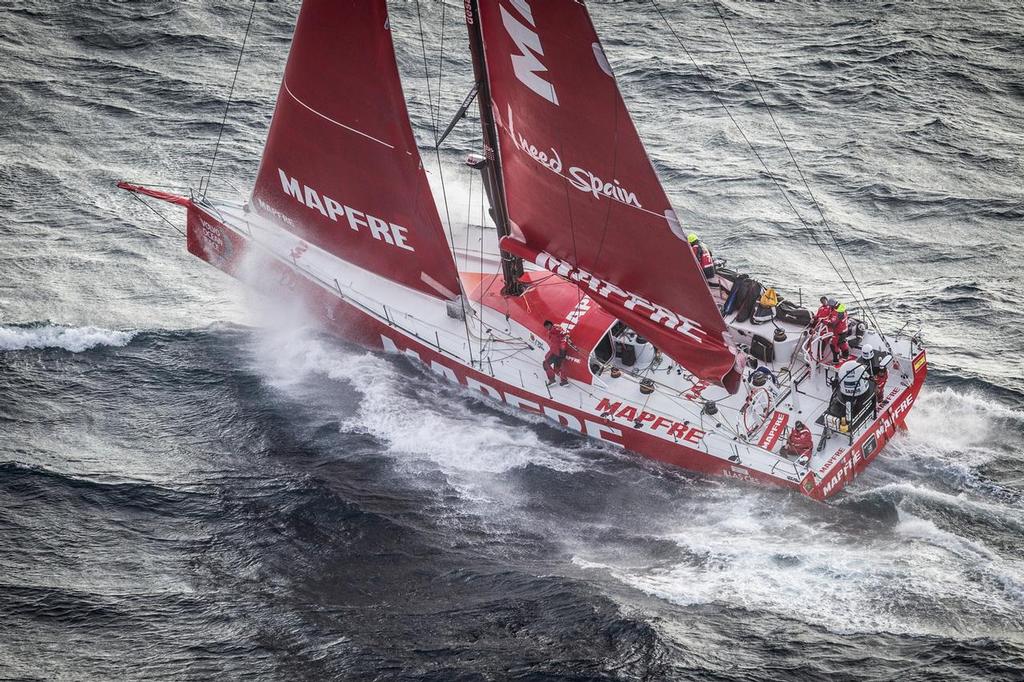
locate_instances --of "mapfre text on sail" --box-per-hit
[277,169,415,251]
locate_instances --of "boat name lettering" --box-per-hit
[561,296,592,332]
[277,169,414,252]
[194,216,235,267]
[595,398,705,443]
[819,392,916,496]
[757,411,789,451]
[534,250,709,343]
[821,454,855,497]
[723,466,754,482]
[381,335,623,444]
[499,0,558,105]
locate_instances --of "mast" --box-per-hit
[466,0,739,388]
[465,0,524,297]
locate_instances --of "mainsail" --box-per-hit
[470,0,737,385]
[251,0,462,301]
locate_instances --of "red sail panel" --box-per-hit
[251,0,461,300]
[474,0,736,383]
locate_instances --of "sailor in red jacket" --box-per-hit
[814,296,837,329]
[542,320,570,386]
[829,303,850,360]
[781,421,813,460]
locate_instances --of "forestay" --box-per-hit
[251,0,462,301]
[472,0,737,385]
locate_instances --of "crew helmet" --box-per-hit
[836,303,847,313]
[795,420,806,430]
[827,297,838,307]
[687,232,699,244]
[860,343,875,360]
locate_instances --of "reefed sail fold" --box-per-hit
[251,0,461,301]
[472,0,736,383]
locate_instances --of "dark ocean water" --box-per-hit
[2,0,1023,679]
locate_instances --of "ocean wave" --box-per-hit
[0,324,135,352]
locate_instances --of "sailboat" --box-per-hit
[119,0,926,500]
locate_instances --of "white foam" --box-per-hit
[244,306,1024,638]
[901,386,1024,459]
[247,316,583,482]
[562,381,1024,637]
[569,487,1024,637]
[0,324,135,352]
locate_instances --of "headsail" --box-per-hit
[251,0,461,301]
[470,0,736,384]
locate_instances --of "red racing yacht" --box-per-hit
[120,0,926,500]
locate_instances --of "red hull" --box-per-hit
[185,203,925,501]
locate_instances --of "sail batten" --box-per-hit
[250,0,461,301]
[473,0,736,384]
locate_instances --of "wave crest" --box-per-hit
[0,324,135,352]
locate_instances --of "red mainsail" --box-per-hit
[251,0,462,301]
[472,0,736,384]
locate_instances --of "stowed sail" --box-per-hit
[251,0,461,301]
[470,0,737,385]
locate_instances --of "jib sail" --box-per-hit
[251,0,462,301]
[470,0,737,385]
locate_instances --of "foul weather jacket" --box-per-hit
[546,326,568,355]
[786,427,814,458]
[814,305,836,327]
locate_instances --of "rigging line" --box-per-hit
[435,0,448,133]
[585,40,625,292]
[479,163,490,365]
[648,0,862,308]
[465,165,472,264]
[560,180,585,309]
[201,0,258,200]
[550,101,585,308]
[710,1,884,333]
[415,0,476,365]
[127,192,186,238]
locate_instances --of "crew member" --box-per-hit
[688,232,716,281]
[829,303,850,360]
[542,320,570,387]
[860,344,888,401]
[781,421,813,460]
[814,296,836,329]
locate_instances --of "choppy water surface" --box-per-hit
[1,0,1023,679]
